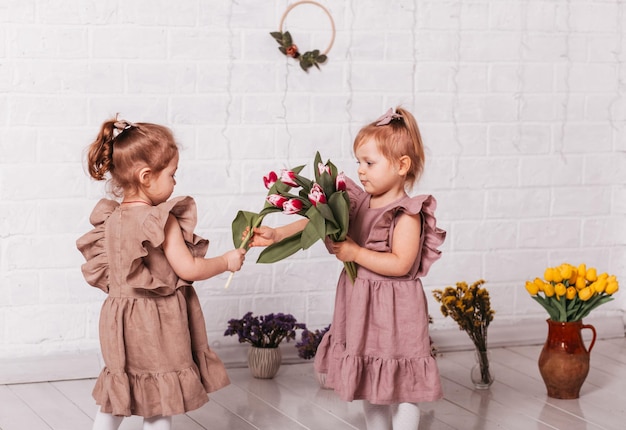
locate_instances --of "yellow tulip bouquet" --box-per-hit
[525,263,619,322]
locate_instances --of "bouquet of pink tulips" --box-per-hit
[226,152,357,288]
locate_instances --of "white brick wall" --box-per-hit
[1,0,624,371]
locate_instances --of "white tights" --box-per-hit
[92,410,123,430]
[362,401,421,430]
[93,408,172,430]
[143,415,173,430]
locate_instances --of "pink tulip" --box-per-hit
[283,198,303,214]
[280,169,298,187]
[318,162,331,175]
[336,172,346,191]
[308,183,327,206]
[266,194,288,208]
[263,171,278,189]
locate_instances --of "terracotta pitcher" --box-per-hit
[538,319,596,399]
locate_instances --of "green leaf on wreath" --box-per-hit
[300,59,312,71]
[283,31,293,46]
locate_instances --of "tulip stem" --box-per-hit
[224,215,265,289]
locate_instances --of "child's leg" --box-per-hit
[390,402,420,430]
[362,400,392,430]
[143,415,172,430]
[92,408,123,430]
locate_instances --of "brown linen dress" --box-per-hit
[314,178,446,405]
[76,196,229,418]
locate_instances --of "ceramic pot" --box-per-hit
[538,319,596,399]
[248,346,282,379]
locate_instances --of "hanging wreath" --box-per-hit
[270,1,336,72]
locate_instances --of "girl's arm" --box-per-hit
[163,214,245,281]
[330,212,421,277]
[248,219,309,247]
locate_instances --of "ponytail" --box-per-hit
[394,107,425,185]
[86,119,117,181]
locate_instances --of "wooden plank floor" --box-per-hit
[1,338,624,430]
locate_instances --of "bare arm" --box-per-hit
[248,218,309,247]
[163,214,245,281]
[330,212,421,277]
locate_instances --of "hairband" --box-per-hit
[375,108,403,126]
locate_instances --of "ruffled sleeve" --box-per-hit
[365,195,446,278]
[411,195,446,277]
[125,196,209,294]
[76,199,119,293]
[345,176,366,217]
[141,196,209,257]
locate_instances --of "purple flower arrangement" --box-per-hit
[224,312,306,348]
[295,324,331,360]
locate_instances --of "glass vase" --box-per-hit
[471,348,494,389]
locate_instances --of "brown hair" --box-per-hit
[353,107,425,190]
[86,117,178,196]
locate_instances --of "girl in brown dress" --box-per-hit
[77,117,245,430]
[249,108,445,430]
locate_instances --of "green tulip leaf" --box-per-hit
[318,172,334,196]
[532,295,560,321]
[301,206,326,249]
[315,202,338,227]
[328,191,350,241]
[324,222,340,238]
[257,231,303,264]
[313,152,323,183]
[231,210,261,248]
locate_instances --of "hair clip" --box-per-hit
[375,108,403,126]
[113,113,136,138]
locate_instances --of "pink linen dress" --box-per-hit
[314,178,446,405]
[76,196,229,418]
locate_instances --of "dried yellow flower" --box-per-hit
[433,280,494,352]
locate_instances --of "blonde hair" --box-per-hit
[86,118,178,196]
[353,107,425,190]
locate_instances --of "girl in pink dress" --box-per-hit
[77,117,245,430]
[249,107,445,430]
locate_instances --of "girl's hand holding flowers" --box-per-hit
[242,226,278,248]
[330,237,360,263]
[223,248,246,272]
